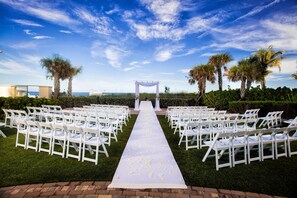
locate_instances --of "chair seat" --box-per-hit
[181,130,196,136]
[262,135,273,141]
[84,137,108,146]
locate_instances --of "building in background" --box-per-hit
[0,85,52,99]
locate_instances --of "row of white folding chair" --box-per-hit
[202,126,297,170]
[40,113,119,146]
[258,111,283,128]
[173,113,240,134]
[2,109,33,128]
[178,119,258,150]
[26,107,47,119]
[42,105,62,114]
[239,109,260,119]
[15,119,109,164]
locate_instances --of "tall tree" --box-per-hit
[188,64,216,103]
[40,55,71,99]
[226,58,261,99]
[253,45,285,89]
[208,53,233,91]
[67,66,82,96]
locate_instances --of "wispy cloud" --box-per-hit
[2,1,79,28]
[122,66,140,72]
[0,59,42,76]
[22,55,42,64]
[235,0,281,21]
[106,5,121,15]
[11,19,43,27]
[201,52,216,57]
[33,36,53,39]
[179,68,190,74]
[24,29,36,35]
[74,8,110,35]
[59,30,72,34]
[159,72,175,75]
[104,46,129,68]
[10,41,37,49]
[155,44,184,62]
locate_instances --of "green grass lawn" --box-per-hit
[1,115,297,197]
[158,115,297,197]
[0,115,136,187]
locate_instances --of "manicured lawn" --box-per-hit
[0,115,136,187]
[158,115,297,197]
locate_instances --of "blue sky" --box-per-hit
[0,0,296,93]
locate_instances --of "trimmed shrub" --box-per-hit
[228,101,297,119]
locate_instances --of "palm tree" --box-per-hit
[292,72,297,80]
[188,64,216,103]
[67,66,82,96]
[40,55,71,99]
[253,45,285,89]
[208,53,233,91]
[226,58,261,99]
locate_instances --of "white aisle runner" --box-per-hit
[108,101,187,189]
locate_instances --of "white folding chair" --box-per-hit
[178,122,199,150]
[2,109,12,127]
[38,122,53,154]
[260,128,275,161]
[287,126,297,157]
[0,121,7,138]
[246,129,261,164]
[26,121,40,151]
[99,119,117,146]
[65,125,83,161]
[199,121,212,149]
[82,127,109,165]
[51,124,67,157]
[274,127,287,159]
[232,131,247,166]
[202,132,233,171]
[15,118,28,148]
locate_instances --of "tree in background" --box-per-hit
[253,45,285,89]
[208,53,233,91]
[226,57,264,100]
[292,72,297,80]
[164,86,170,94]
[188,64,216,103]
[68,66,82,96]
[40,55,71,99]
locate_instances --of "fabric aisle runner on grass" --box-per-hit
[108,101,187,189]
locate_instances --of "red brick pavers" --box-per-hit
[0,181,286,198]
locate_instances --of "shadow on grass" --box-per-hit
[0,115,137,187]
[158,115,297,198]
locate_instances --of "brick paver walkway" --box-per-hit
[0,181,285,198]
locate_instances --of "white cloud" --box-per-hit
[11,41,37,49]
[33,36,53,39]
[155,44,184,62]
[22,55,42,64]
[59,30,72,34]
[141,0,181,23]
[179,68,190,74]
[0,59,42,76]
[142,60,151,64]
[11,19,43,27]
[74,8,110,35]
[122,66,140,72]
[270,58,297,74]
[2,1,79,28]
[24,29,35,35]
[104,46,129,68]
[235,0,281,22]
[201,52,216,57]
[106,6,121,15]
[129,61,139,66]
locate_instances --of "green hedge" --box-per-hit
[229,101,297,119]
[0,97,59,119]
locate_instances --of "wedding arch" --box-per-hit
[134,81,161,111]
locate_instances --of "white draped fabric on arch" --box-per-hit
[134,81,161,111]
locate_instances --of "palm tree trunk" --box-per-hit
[217,67,222,91]
[261,79,266,89]
[240,78,246,100]
[53,72,60,99]
[68,77,73,96]
[246,80,252,91]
